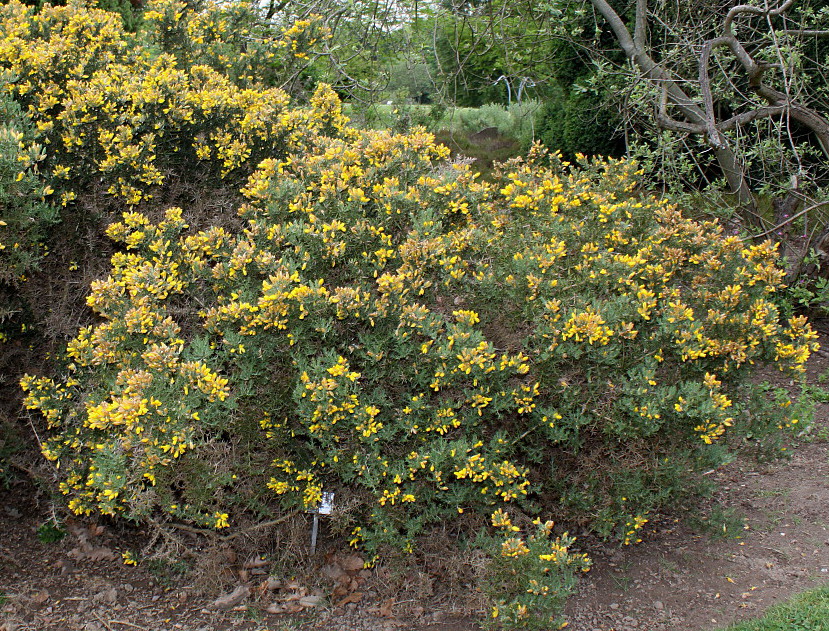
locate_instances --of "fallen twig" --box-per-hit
[219,511,301,541]
[92,612,114,631]
[107,620,149,630]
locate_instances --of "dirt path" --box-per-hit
[3,364,829,631]
[564,439,829,631]
[562,345,829,631]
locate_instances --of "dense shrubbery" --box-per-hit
[536,89,625,160]
[141,0,328,90]
[3,2,821,627]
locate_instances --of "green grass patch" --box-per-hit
[689,506,747,540]
[717,583,829,630]
[344,101,542,147]
[145,557,191,589]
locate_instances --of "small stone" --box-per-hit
[92,588,117,604]
[299,595,321,608]
[654,600,664,610]
[609,602,620,610]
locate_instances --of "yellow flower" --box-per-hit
[501,537,530,557]
[214,512,230,529]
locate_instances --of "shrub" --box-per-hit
[140,0,329,90]
[0,0,331,210]
[0,1,131,116]
[482,509,590,630]
[21,128,817,550]
[7,3,820,626]
[536,89,625,159]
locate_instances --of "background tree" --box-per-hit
[321,0,829,230]
[464,0,829,230]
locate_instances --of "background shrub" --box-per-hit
[0,0,333,213]
[536,89,625,159]
[140,0,329,92]
[0,80,58,282]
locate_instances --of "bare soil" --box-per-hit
[3,345,829,631]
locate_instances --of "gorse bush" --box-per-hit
[482,510,589,629]
[0,81,58,281]
[22,129,816,548]
[0,0,328,210]
[141,0,329,90]
[44,62,343,207]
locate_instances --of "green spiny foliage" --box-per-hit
[22,141,816,547]
[0,80,57,282]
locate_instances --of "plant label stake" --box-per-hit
[309,491,334,554]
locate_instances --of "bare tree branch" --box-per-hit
[633,0,648,49]
[753,84,829,157]
[717,105,788,130]
[724,0,796,35]
[750,200,829,240]
[779,29,829,37]
[590,0,762,226]
[699,36,729,148]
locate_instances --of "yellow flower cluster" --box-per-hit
[1,0,336,209]
[622,515,649,546]
[453,454,530,501]
[562,307,614,345]
[267,459,322,509]
[486,509,591,626]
